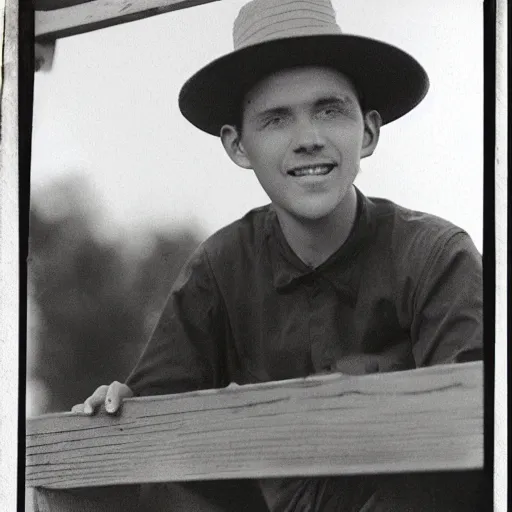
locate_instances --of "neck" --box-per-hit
[275,187,359,269]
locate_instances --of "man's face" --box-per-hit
[222,66,380,222]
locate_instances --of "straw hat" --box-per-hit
[179,0,429,136]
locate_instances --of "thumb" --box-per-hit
[105,381,133,414]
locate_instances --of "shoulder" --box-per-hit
[199,204,273,264]
[369,195,461,237]
[364,195,481,288]
[362,195,481,319]
[367,195,473,255]
[172,205,271,292]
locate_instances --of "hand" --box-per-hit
[71,381,133,415]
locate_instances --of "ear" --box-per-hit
[360,110,381,159]
[220,124,252,169]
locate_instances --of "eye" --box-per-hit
[264,115,285,128]
[317,105,344,119]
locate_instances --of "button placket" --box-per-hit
[306,279,336,373]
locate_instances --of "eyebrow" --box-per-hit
[314,95,357,108]
[251,106,290,123]
[252,95,356,118]
[247,94,359,126]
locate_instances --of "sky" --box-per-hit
[31,0,483,251]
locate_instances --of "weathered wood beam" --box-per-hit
[34,0,220,41]
[26,362,483,489]
[1,0,20,509]
[35,40,56,71]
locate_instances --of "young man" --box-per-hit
[67,0,483,510]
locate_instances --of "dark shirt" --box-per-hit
[127,189,482,395]
[126,188,483,511]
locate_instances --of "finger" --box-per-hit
[105,381,133,414]
[71,403,85,413]
[83,385,109,415]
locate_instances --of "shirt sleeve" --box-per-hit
[125,245,229,397]
[410,230,483,366]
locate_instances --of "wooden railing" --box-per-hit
[34,0,220,41]
[26,362,483,491]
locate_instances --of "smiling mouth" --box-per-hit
[287,164,335,177]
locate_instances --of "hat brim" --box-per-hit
[179,35,429,136]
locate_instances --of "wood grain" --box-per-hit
[26,362,483,489]
[35,0,220,41]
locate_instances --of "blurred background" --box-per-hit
[28,0,483,417]
[27,177,202,414]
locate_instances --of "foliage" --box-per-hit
[28,178,202,413]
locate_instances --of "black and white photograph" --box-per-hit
[13,0,498,510]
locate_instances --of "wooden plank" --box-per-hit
[26,362,483,489]
[35,41,56,71]
[34,0,220,41]
[0,0,20,509]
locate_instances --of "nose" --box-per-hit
[292,117,325,154]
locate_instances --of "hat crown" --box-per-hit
[233,0,342,49]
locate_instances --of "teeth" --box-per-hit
[290,165,332,177]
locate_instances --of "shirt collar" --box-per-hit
[267,188,375,299]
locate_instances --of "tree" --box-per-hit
[28,177,202,413]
